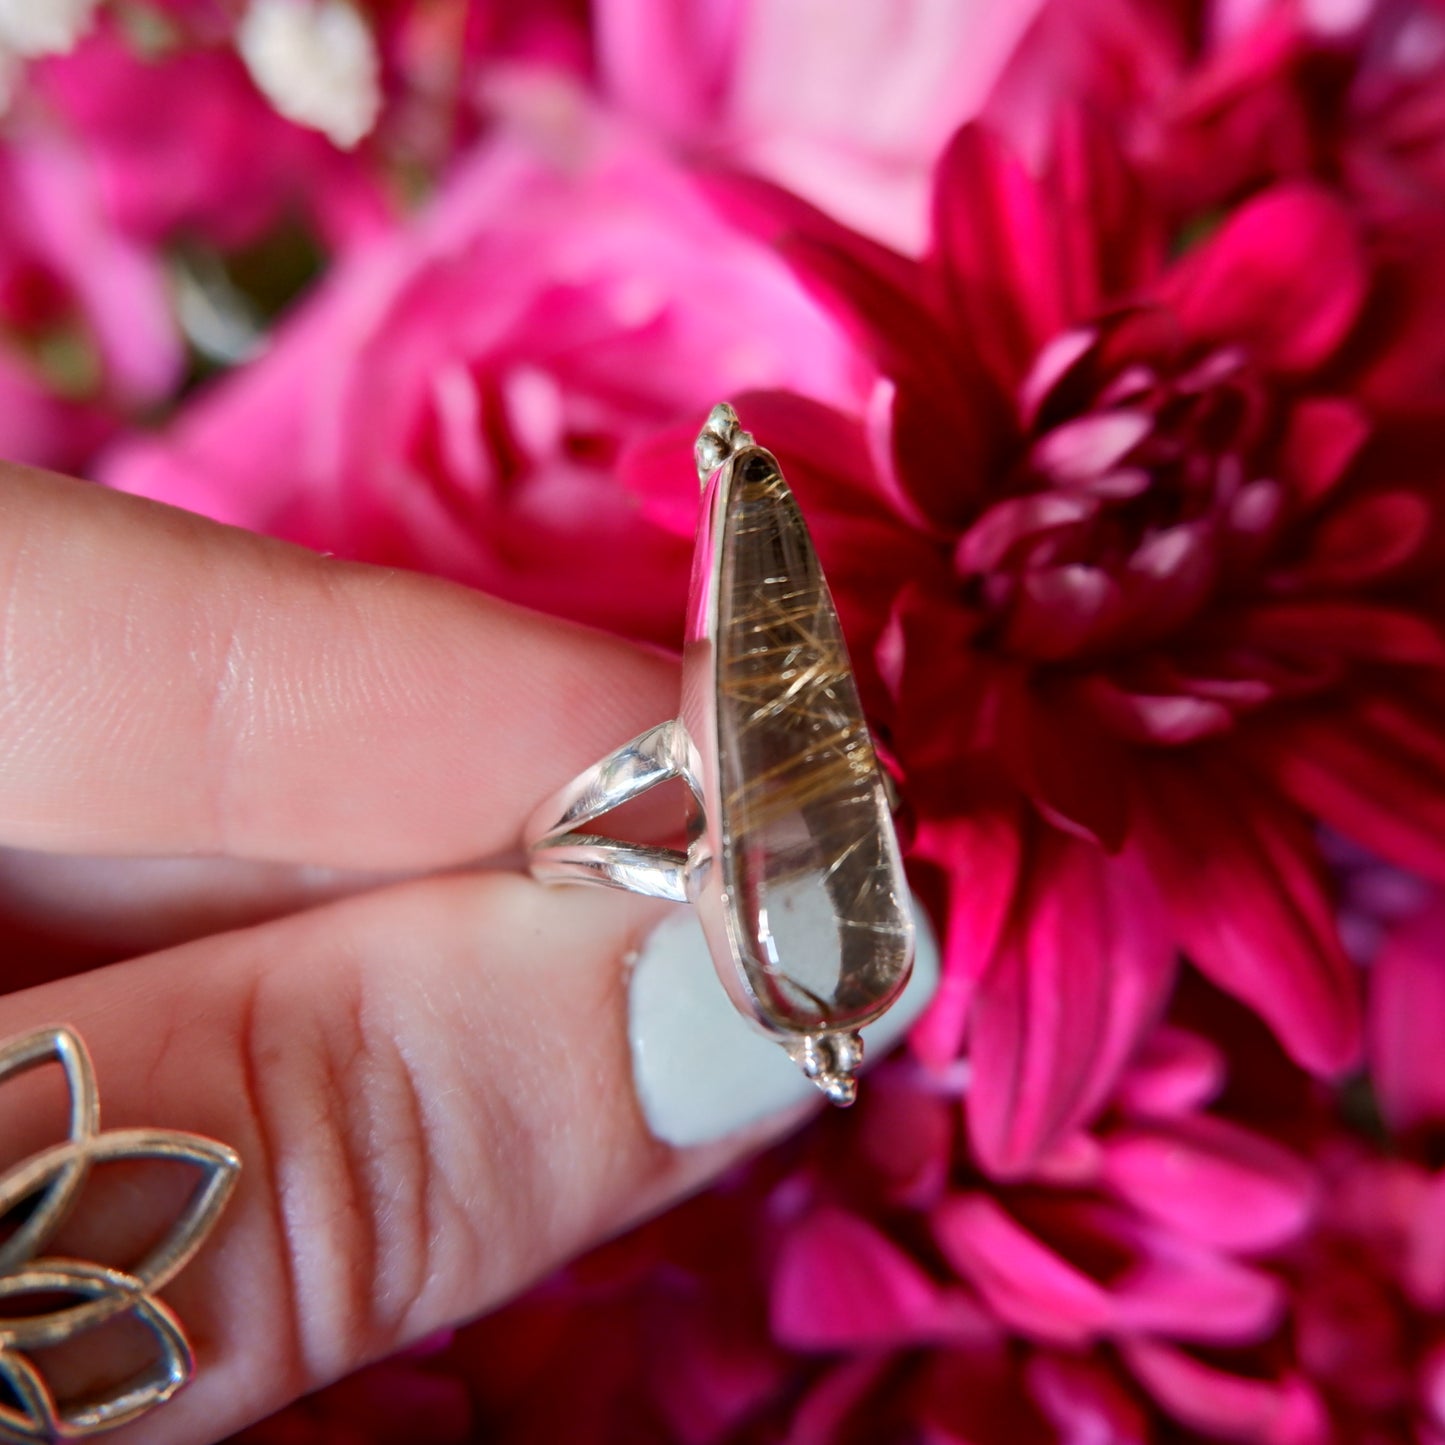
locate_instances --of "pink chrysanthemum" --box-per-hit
[416,1009,1331,1444]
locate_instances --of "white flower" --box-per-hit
[238,0,381,149]
[0,0,99,56]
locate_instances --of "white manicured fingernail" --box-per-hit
[628,901,940,1147]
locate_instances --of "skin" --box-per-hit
[0,463,781,1442]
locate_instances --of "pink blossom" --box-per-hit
[771,1205,995,1351]
[1286,1140,1445,1441]
[431,1016,1329,1445]
[984,0,1445,242]
[2,0,599,355]
[1122,1339,1329,1443]
[29,22,389,251]
[0,119,181,468]
[655,71,1445,1173]
[1369,887,1445,1135]
[592,0,1050,251]
[104,100,869,646]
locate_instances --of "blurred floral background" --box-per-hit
[3,0,1445,1440]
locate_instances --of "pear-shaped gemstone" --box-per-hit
[715,449,912,1034]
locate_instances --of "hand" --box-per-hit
[0,461,773,1443]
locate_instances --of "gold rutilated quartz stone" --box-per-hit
[684,412,913,1106]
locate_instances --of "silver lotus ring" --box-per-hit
[0,1025,238,1440]
[526,404,915,1106]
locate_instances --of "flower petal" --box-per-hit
[932,1194,1113,1346]
[1134,759,1362,1074]
[1107,1218,1285,1344]
[1238,599,1445,668]
[956,492,1097,575]
[993,674,1134,849]
[966,832,1176,1177]
[1121,1340,1331,1444]
[1112,1027,1227,1117]
[721,192,1001,529]
[1026,1354,1150,1445]
[933,113,1159,392]
[936,1194,1282,1354]
[910,807,1025,1067]
[1099,1114,1317,1252]
[1406,1169,1445,1313]
[1084,677,1235,745]
[701,168,945,394]
[931,123,1070,385]
[1253,697,1445,882]
[1046,105,1163,312]
[1369,891,1445,1135]
[788,1357,894,1445]
[617,415,704,537]
[1280,396,1370,507]
[1033,410,1151,483]
[1422,1339,1445,1439]
[592,0,738,136]
[1166,183,1367,373]
[884,584,995,797]
[6,140,184,403]
[648,1294,789,1445]
[857,1071,956,1207]
[887,373,1007,528]
[1005,565,1124,660]
[1284,489,1432,587]
[1293,1249,1410,1414]
[772,1206,989,1350]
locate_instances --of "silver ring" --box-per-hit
[527,404,914,1106]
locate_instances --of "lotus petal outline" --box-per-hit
[0,1026,240,1441]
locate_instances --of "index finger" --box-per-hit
[0,462,676,868]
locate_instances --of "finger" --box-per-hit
[0,852,387,941]
[0,462,677,866]
[0,847,403,969]
[0,871,779,1445]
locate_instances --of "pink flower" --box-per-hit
[1285,1141,1445,1442]
[647,74,1445,1174]
[0,119,181,469]
[29,21,389,252]
[103,99,868,646]
[442,1015,1329,1445]
[7,0,599,318]
[591,0,1050,251]
[436,875,1445,1444]
[1267,880,1445,1443]
[984,0,1445,241]
[1368,885,1445,1136]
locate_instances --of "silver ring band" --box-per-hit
[526,720,693,901]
